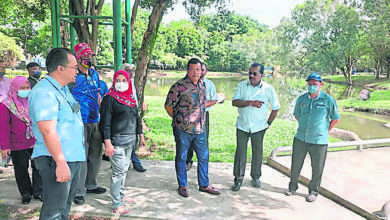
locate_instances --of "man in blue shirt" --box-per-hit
[29,48,86,219]
[231,63,280,191]
[185,62,218,171]
[71,43,106,205]
[285,72,340,202]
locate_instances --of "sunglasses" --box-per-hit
[249,72,258,76]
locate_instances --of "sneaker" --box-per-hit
[86,186,107,194]
[284,189,296,196]
[178,186,189,198]
[251,179,261,188]
[33,195,43,202]
[113,206,130,215]
[199,186,221,195]
[185,161,193,171]
[306,193,317,202]
[73,196,85,205]
[22,196,31,205]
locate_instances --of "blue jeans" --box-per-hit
[131,150,142,166]
[34,156,82,220]
[173,127,209,187]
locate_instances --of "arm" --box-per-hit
[267,109,279,127]
[206,100,217,108]
[165,104,173,118]
[100,96,114,157]
[232,100,263,108]
[37,120,70,182]
[0,104,11,159]
[328,119,340,132]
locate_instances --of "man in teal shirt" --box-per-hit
[285,72,340,202]
[231,63,280,191]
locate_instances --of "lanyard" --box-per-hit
[44,77,80,113]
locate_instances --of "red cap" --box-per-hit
[74,43,95,60]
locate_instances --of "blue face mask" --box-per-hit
[0,72,5,77]
[17,90,31,98]
[308,85,319,94]
[32,70,41,78]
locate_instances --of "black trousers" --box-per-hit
[10,148,42,198]
[288,137,328,195]
[186,111,209,163]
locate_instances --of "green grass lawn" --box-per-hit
[144,96,300,162]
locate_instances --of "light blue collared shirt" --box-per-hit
[29,75,86,162]
[233,79,280,133]
[203,78,218,112]
[294,91,340,145]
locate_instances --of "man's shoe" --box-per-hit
[252,179,261,188]
[231,181,242,192]
[178,187,189,198]
[133,165,147,172]
[86,186,107,194]
[73,196,85,205]
[284,189,296,196]
[33,195,43,202]
[185,161,193,171]
[199,186,221,195]
[306,193,317,202]
[22,196,31,205]
[113,206,130,215]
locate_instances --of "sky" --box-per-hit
[162,0,306,27]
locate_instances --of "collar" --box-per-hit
[307,90,323,100]
[45,75,64,89]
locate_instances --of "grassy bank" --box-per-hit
[324,73,390,110]
[142,96,344,162]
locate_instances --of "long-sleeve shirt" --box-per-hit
[0,103,36,151]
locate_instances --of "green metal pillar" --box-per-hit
[69,0,76,49]
[113,0,122,71]
[125,0,131,64]
[50,0,61,47]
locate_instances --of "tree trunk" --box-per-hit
[134,0,169,118]
[131,0,140,42]
[375,58,381,80]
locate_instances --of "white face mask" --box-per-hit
[115,82,129,92]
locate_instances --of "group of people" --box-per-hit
[0,43,342,219]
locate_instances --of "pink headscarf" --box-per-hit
[106,70,136,107]
[1,76,33,139]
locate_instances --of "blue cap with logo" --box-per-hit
[306,72,322,82]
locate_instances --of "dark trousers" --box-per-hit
[173,128,209,187]
[288,137,328,195]
[34,156,82,220]
[233,129,266,182]
[186,111,209,164]
[131,136,142,167]
[10,148,42,198]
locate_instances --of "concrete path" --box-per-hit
[0,156,368,219]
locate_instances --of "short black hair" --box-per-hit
[202,62,207,69]
[26,62,40,70]
[186,58,202,70]
[250,63,264,74]
[46,48,74,73]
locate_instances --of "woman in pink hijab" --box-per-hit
[0,76,42,204]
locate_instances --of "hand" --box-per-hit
[105,144,115,157]
[250,100,264,108]
[56,162,71,182]
[140,134,146,147]
[1,149,10,160]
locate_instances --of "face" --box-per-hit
[307,79,323,87]
[249,66,263,86]
[19,81,31,91]
[28,66,40,76]
[187,63,202,83]
[201,64,207,78]
[78,54,92,69]
[115,74,128,84]
[62,54,78,84]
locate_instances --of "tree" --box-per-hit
[0,32,24,66]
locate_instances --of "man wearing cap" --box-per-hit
[71,43,106,205]
[27,62,42,88]
[121,63,147,172]
[231,63,280,192]
[285,72,340,202]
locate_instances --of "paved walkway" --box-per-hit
[1,148,388,219]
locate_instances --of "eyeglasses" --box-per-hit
[64,65,78,71]
[249,72,258,76]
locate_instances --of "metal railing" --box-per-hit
[270,138,390,159]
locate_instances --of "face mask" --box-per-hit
[17,90,31,98]
[0,72,5,77]
[81,59,92,68]
[32,70,41,78]
[308,85,319,94]
[115,82,129,92]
